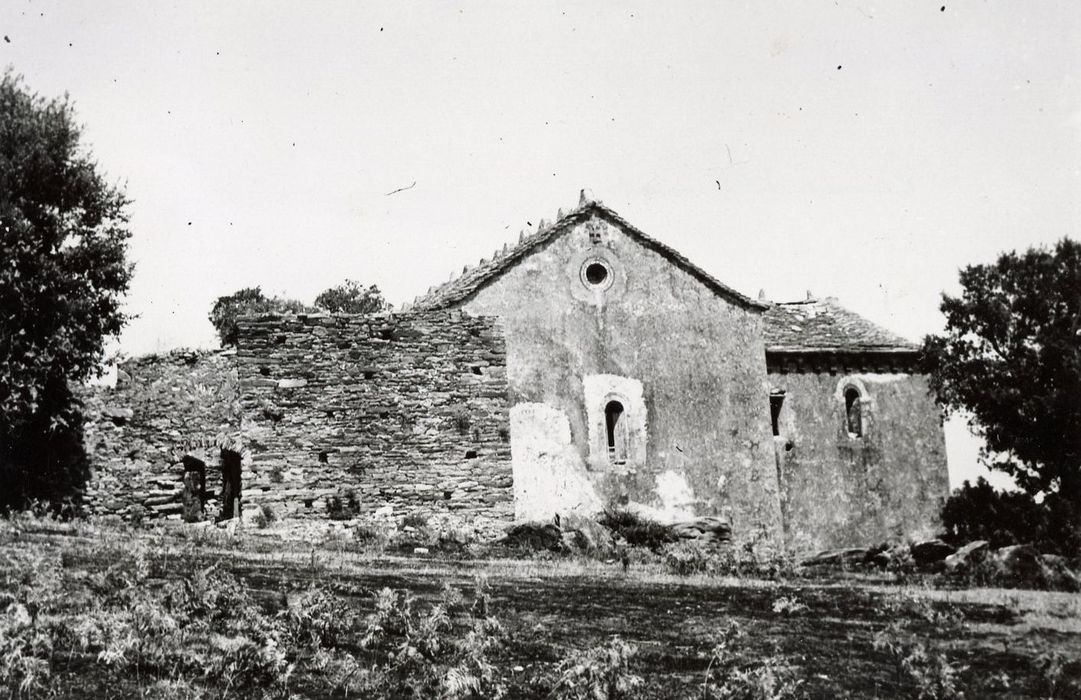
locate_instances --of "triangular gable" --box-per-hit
[413,197,767,311]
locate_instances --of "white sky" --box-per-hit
[3,1,1079,490]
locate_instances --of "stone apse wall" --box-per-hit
[769,369,949,554]
[235,312,514,533]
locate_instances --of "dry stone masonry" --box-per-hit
[235,311,513,535]
[80,350,241,521]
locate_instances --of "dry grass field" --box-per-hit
[1,515,1078,699]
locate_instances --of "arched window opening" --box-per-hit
[180,455,207,523]
[605,400,628,464]
[218,448,243,522]
[844,386,863,438]
[769,391,785,437]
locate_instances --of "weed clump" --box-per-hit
[600,510,678,551]
[550,636,642,700]
[701,621,802,699]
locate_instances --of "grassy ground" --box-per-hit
[2,516,1079,699]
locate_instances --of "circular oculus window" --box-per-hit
[580,259,613,290]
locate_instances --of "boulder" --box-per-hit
[102,406,134,425]
[944,540,989,573]
[869,543,905,569]
[911,539,955,567]
[801,547,869,568]
[671,517,732,543]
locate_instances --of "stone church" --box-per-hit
[82,192,948,554]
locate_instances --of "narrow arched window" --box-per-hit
[770,392,785,437]
[844,386,863,438]
[605,400,628,464]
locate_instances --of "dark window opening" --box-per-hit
[585,262,609,285]
[376,327,395,341]
[259,366,271,376]
[844,387,863,438]
[318,450,329,464]
[363,370,376,380]
[180,455,207,523]
[443,490,453,500]
[605,400,628,464]
[218,448,243,522]
[465,450,478,459]
[770,393,785,437]
[471,366,483,375]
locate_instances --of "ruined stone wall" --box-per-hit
[235,311,513,534]
[770,370,949,554]
[456,212,783,548]
[81,350,241,521]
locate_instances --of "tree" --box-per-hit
[920,239,1081,504]
[0,71,133,508]
[209,287,313,347]
[313,280,389,314]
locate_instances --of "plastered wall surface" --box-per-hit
[458,213,784,547]
[770,371,949,554]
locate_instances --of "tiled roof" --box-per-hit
[412,195,767,312]
[762,298,918,354]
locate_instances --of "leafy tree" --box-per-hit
[0,71,133,508]
[208,287,312,347]
[313,279,389,314]
[921,239,1081,504]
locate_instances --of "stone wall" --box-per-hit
[81,350,241,521]
[235,311,513,535]
[453,210,783,549]
[770,370,949,554]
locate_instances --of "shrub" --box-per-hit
[358,578,506,699]
[873,624,965,700]
[873,595,966,699]
[282,585,356,650]
[253,504,276,529]
[550,636,642,700]
[700,621,802,700]
[401,512,429,529]
[940,478,1081,555]
[599,510,677,551]
[0,601,54,697]
[352,523,388,549]
[770,596,808,615]
[209,287,314,347]
[664,541,714,576]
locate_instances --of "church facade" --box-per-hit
[409,193,949,552]
[82,193,948,554]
